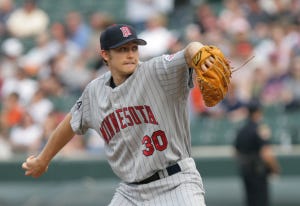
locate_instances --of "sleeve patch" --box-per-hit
[164,54,175,62]
[76,100,82,110]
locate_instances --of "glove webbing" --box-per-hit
[213,55,231,87]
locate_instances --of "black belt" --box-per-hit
[132,163,181,185]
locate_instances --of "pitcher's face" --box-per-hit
[101,42,139,77]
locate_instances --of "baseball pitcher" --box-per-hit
[22,24,232,205]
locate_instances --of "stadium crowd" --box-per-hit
[0,0,300,159]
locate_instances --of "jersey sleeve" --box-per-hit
[151,50,194,97]
[69,85,92,135]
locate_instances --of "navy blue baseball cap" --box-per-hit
[100,24,147,50]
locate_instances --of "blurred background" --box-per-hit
[0,0,299,205]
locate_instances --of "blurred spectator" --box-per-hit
[219,0,251,35]
[0,92,24,136]
[88,11,114,51]
[284,21,300,58]
[9,111,42,154]
[254,24,295,76]
[42,22,84,94]
[288,0,300,24]
[234,101,280,206]
[232,32,253,60]
[244,0,272,28]
[195,3,231,54]
[65,11,91,51]
[86,11,114,72]
[0,0,15,38]
[0,37,23,80]
[167,35,185,54]
[230,53,257,103]
[138,12,175,60]
[260,53,288,106]
[125,0,174,32]
[259,0,296,23]
[1,68,38,105]
[220,83,248,122]
[47,22,81,66]
[39,74,77,113]
[183,23,202,43]
[19,32,52,77]
[6,0,49,38]
[249,67,269,101]
[27,88,54,125]
[290,27,300,58]
[58,55,93,95]
[193,3,218,34]
[229,31,255,101]
[250,22,270,47]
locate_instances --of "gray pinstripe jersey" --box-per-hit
[70,50,194,183]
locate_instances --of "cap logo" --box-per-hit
[120,26,132,37]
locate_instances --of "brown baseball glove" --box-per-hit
[191,45,232,107]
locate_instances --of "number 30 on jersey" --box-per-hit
[142,130,168,156]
